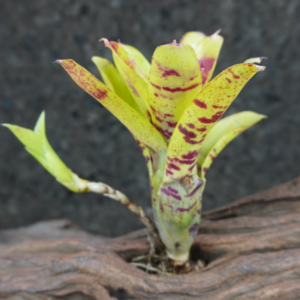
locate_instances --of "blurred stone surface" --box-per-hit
[1,0,300,236]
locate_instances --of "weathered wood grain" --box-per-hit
[1,177,300,299]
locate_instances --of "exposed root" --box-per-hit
[129,243,206,275]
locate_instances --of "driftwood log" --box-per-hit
[2,177,300,299]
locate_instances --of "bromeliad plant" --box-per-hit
[4,31,266,265]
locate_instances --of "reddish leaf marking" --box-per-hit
[178,125,197,139]
[168,157,196,165]
[212,105,227,109]
[199,57,215,84]
[167,163,181,170]
[166,120,177,128]
[186,123,195,129]
[155,116,163,123]
[104,40,134,70]
[188,162,197,172]
[161,187,182,201]
[194,99,207,109]
[189,223,199,234]
[199,57,215,73]
[197,208,202,214]
[138,144,145,151]
[185,180,204,197]
[160,202,164,212]
[209,154,215,161]
[182,150,198,160]
[196,126,207,132]
[166,170,174,176]
[162,83,200,93]
[162,69,180,77]
[203,167,208,173]
[178,125,206,144]
[176,201,197,212]
[189,75,197,81]
[156,94,167,99]
[225,78,232,83]
[152,198,156,202]
[145,156,150,163]
[150,105,157,113]
[128,81,140,96]
[90,89,108,101]
[147,110,152,121]
[164,113,174,117]
[198,111,223,124]
[155,60,180,77]
[228,68,240,79]
[110,42,120,55]
[154,93,159,97]
[153,124,172,139]
[187,138,205,145]
[150,82,161,90]
[167,186,178,194]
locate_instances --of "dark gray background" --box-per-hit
[1,0,300,236]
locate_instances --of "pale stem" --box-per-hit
[79,180,163,248]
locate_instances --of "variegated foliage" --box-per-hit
[4,31,266,264]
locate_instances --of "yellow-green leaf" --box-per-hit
[57,59,167,153]
[102,39,150,118]
[92,56,154,175]
[164,63,265,183]
[148,42,202,142]
[120,43,151,79]
[3,123,50,171]
[92,56,142,114]
[197,111,266,178]
[3,112,81,192]
[180,31,206,49]
[194,31,224,85]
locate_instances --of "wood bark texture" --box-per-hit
[1,177,300,299]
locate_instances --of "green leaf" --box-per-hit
[3,112,81,192]
[197,111,266,177]
[57,59,167,153]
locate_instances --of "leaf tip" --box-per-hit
[53,59,64,64]
[99,38,110,46]
[254,64,266,72]
[213,28,222,36]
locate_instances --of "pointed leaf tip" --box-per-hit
[213,29,221,35]
[254,64,266,72]
[99,38,110,47]
[54,59,64,64]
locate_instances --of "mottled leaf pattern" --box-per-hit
[164,63,265,183]
[57,59,167,153]
[193,31,224,85]
[102,39,150,118]
[92,56,153,174]
[197,111,266,178]
[92,56,141,114]
[120,43,151,79]
[148,42,202,142]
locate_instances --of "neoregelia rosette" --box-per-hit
[4,31,266,264]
